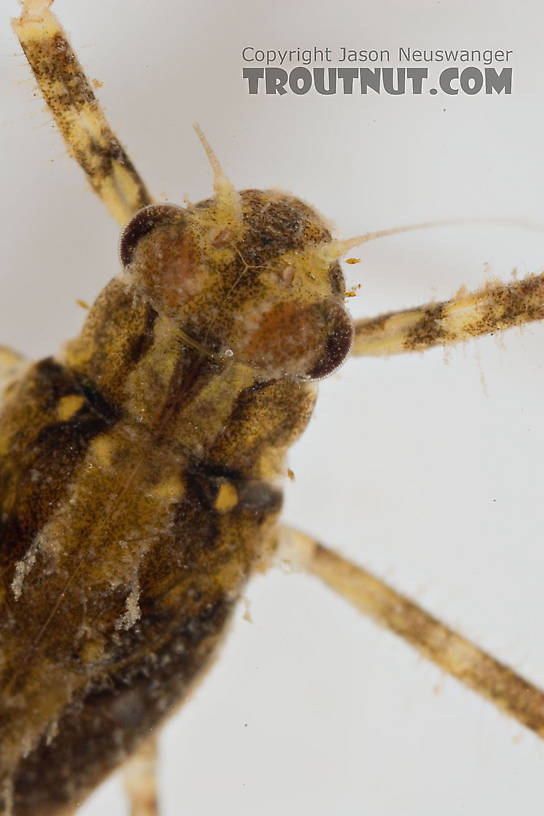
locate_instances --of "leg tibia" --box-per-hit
[279,527,544,738]
[12,1,152,226]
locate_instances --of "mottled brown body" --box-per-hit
[2,9,353,812]
[7,4,544,815]
[0,184,351,815]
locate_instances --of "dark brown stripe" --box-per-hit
[404,302,447,350]
[239,189,332,266]
[20,34,95,111]
[206,376,317,478]
[10,595,232,816]
[122,304,158,367]
[0,360,119,571]
[154,349,223,438]
[20,33,152,213]
[120,206,187,267]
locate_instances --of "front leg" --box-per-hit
[12,0,153,226]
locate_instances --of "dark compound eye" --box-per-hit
[239,298,353,380]
[327,260,345,296]
[119,204,187,267]
[306,305,354,380]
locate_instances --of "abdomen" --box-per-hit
[0,357,283,815]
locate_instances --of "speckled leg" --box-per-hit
[12,0,153,226]
[123,735,160,816]
[351,271,544,356]
[279,526,544,739]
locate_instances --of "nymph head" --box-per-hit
[119,129,358,381]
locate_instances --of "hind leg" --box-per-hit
[278,526,544,739]
[123,735,160,816]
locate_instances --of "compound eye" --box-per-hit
[240,299,353,380]
[120,204,186,267]
[306,305,353,379]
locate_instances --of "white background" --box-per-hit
[2,0,544,814]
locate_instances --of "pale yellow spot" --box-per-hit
[0,347,24,370]
[12,0,56,34]
[79,103,104,142]
[0,347,27,402]
[126,313,179,422]
[193,123,243,229]
[258,447,284,481]
[50,78,65,98]
[90,434,115,468]
[79,638,105,664]
[215,482,238,513]
[274,247,332,300]
[56,394,85,421]
[57,102,144,226]
[147,474,185,502]
[117,585,141,630]
[106,162,146,225]
[242,596,252,623]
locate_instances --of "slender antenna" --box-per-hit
[319,217,544,262]
[193,123,242,224]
